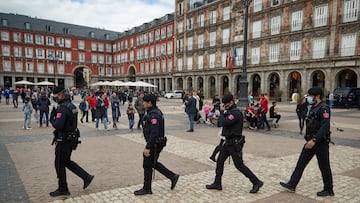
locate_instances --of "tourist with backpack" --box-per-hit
[79,96,89,123]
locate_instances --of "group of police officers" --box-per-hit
[48,86,334,198]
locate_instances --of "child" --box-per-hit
[127,103,135,130]
[23,96,33,129]
[203,101,211,123]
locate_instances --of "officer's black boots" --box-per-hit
[279,182,296,192]
[205,183,222,190]
[317,189,334,196]
[49,189,71,197]
[171,174,180,190]
[83,175,95,189]
[134,188,153,196]
[250,181,264,193]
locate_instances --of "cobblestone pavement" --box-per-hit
[0,96,359,203]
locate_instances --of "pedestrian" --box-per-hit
[269,101,281,128]
[20,88,26,104]
[49,86,94,197]
[104,92,111,124]
[245,103,257,129]
[134,93,179,196]
[12,88,19,108]
[206,93,263,193]
[4,88,10,105]
[135,92,145,129]
[257,94,271,131]
[31,90,39,123]
[95,92,108,130]
[88,93,97,122]
[184,93,197,132]
[328,91,334,108]
[110,93,120,128]
[296,97,308,135]
[79,96,89,123]
[203,101,211,123]
[280,87,334,197]
[37,91,51,127]
[127,103,135,130]
[22,96,33,129]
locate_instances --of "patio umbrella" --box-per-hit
[133,81,157,87]
[90,81,104,86]
[14,80,34,85]
[36,81,55,86]
[110,80,125,86]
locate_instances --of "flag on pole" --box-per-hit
[226,50,231,69]
[230,48,237,73]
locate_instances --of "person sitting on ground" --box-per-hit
[245,103,257,129]
[269,101,281,128]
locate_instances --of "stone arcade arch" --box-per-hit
[221,76,230,95]
[336,69,358,88]
[251,74,261,97]
[208,76,216,98]
[288,71,302,99]
[197,77,204,93]
[268,72,280,98]
[311,70,325,88]
[128,66,136,82]
[176,78,183,90]
[187,77,193,91]
[73,66,90,88]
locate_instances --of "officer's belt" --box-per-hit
[225,136,243,145]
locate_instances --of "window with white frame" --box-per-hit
[145,63,149,73]
[187,56,193,70]
[254,0,262,12]
[98,43,104,52]
[271,16,281,35]
[25,47,33,58]
[290,41,302,60]
[1,31,9,41]
[291,10,303,31]
[187,17,193,30]
[2,45,10,56]
[79,53,85,62]
[197,34,203,48]
[36,63,44,73]
[198,14,204,27]
[48,63,54,74]
[3,60,11,71]
[65,52,72,61]
[47,50,54,58]
[236,47,243,66]
[314,4,328,27]
[343,0,359,22]
[36,48,44,59]
[209,53,216,68]
[177,58,183,71]
[56,37,64,47]
[167,41,173,54]
[155,29,160,41]
[106,44,112,52]
[150,46,155,57]
[161,27,166,39]
[167,25,172,38]
[222,28,230,44]
[24,33,33,43]
[312,37,326,59]
[187,37,193,50]
[341,33,357,56]
[198,55,203,69]
[150,62,154,73]
[210,31,216,47]
[156,44,161,56]
[162,60,166,72]
[56,51,64,60]
[91,54,97,63]
[251,47,260,64]
[98,67,104,76]
[130,38,134,47]
[13,32,21,42]
[26,62,33,72]
[106,55,111,64]
[223,6,230,21]
[140,63,144,74]
[91,42,97,51]
[145,47,149,58]
[269,44,280,62]
[177,21,183,33]
[65,39,71,48]
[130,51,134,61]
[221,52,227,67]
[177,39,183,52]
[161,43,166,55]
[149,31,154,42]
[156,61,160,73]
[57,64,64,74]
[168,59,173,70]
[106,67,112,76]
[178,2,183,15]
[14,47,22,57]
[252,20,261,38]
[35,35,44,45]
[15,62,22,72]
[210,10,217,24]
[47,36,54,45]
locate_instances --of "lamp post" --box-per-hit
[238,0,252,108]
[48,54,58,86]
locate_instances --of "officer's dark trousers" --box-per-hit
[215,144,260,185]
[55,141,90,192]
[288,142,333,190]
[143,147,175,191]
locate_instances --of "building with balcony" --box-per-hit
[174,0,360,100]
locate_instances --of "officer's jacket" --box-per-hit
[305,101,330,142]
[50,99,78,133]
[219,104,243,138]
[143,106,164,149]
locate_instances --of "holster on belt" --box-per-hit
[225,136,245,152]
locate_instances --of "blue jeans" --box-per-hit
[24,113,31,128]
[39,111,49,127]
[258,112,270,129]
[129,119,134,129]
[187,113,195,130]
[96,116,107,129]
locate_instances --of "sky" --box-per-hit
[0,0,175,32]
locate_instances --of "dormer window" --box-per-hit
[64,27,70,34]
[1,19,8,26]
[46,25,53,32]
[25,22,31,30]
[271,0,281,6]
[105,33,110,40]
[89,31,95,38]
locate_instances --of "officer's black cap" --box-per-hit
[308,87,323,96]
[143,94,157,102]
[53,86,64,94]
[222,93,234,104]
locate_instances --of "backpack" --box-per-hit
[79,101,85,111]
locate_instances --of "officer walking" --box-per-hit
[49,86,94,197]
[134,93,180,196]
[280,87,334,196]
[206,93,264,193]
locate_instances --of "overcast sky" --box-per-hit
[0,0,175,32]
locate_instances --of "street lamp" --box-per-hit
[48,54,58,86]
[238,0,252,108]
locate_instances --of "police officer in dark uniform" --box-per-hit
[206,93,264,193]
[280,87,334,196]
[49,86,94,197]
[134,93,180,196]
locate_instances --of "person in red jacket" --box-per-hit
[257,94,271,131]
[88,92,97,122]
[104,92,110,124]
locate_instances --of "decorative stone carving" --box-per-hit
[232,2,244,42]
